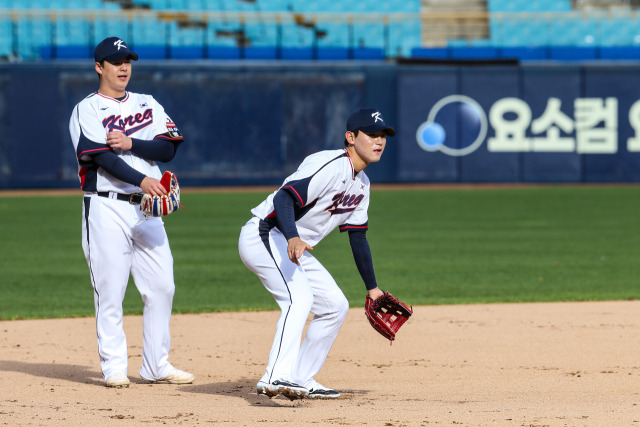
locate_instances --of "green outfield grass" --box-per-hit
[0,185,638,320]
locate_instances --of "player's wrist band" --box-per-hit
[97,191,144,205]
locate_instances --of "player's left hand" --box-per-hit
[367,287,385,300]
[106,131,132,150]
[286,237,313,265]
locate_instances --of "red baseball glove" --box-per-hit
[365,291,413,344]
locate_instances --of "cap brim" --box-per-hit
[100,51,138,63]
[356,123,396,137]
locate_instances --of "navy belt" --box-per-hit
[97,191,144,205]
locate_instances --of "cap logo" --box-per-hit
[371,111,382,123]
[113,39,126,50]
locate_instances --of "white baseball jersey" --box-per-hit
[240,148,371,388]
[69,91,183,192]
[69,90,184,382]
[251,148,371,245]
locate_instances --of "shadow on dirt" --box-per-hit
[179,377,369,407]
[0,359,103,386]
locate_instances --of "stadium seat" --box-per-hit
[93,17,129,44]
[0,18,12,58]
[131,16,168,46]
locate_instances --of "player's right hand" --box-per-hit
[106,131,132,150]
[287,237,313,266]
[140,176,168,197]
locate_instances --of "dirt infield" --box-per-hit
[1,301,639,426]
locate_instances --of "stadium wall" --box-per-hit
[2,60,640,189]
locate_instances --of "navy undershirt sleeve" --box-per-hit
[130,138,177,162]
[273,189,300,240]
[348,230,378,290]
[93,150,146,188]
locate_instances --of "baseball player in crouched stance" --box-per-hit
[69,37,194,388]
[238,108,395,399]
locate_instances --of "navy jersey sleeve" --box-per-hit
[348,229,378,290]
[76,129,110,165]
[93,150,146,187]
[130,137,178,162]
[273,189,299,240]
[280,175,314,208]
[76,129,145,187]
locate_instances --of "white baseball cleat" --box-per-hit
[152,369,195,384]
[307,380,340,399]
[105,371,130,388]
[256,379,308,400]
[256,380,278,398]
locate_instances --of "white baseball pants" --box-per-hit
[82,194,176,381]
[238,216,349,388]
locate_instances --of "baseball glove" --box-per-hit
[140,171,181,217]
[365,291,413,344]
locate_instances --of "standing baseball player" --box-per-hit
[69,37,194,388]
[238,108,395,399]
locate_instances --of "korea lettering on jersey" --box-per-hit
[251,149,370,246]
[69,91,184,193]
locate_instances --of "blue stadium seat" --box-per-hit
[280,22,314,47]
[165,0,187,10]
[244,22,278,47]
[206,21,243,47]
[316,23,348,48]
[0,18,12,58]
[168,21,205,58]
[388,18,420,57]
[352,22,385,50]
[255,0,289,12]
[93,17,129,44]
[131,16,168,45]
[55,19,90,46]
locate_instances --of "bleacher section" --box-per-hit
[414,0,640,61]
[2,0,640,61]
[0,0,420,60]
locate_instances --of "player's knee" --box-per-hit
[334,293,349,321]
[147,282,175,302]
[291,288,314,313]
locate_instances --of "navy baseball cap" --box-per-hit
[94,37,138,63]
[346,108,396,137]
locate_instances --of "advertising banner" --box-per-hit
[400,65,640,182]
